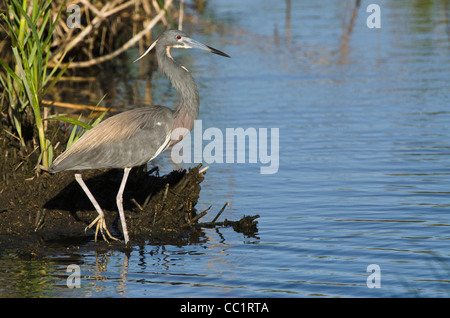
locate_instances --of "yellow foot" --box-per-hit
[85,216,120,243]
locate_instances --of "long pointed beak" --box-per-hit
[133,39,158,63]
[133,36,231,62]
[183,38,231,58]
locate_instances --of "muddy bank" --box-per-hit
[0,129,259,253]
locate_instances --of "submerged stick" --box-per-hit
[189,211,207,224]
[183,215,260,233]
[212,202,229,224]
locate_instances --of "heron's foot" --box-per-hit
[85,215,120,243]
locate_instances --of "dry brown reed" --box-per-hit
[0,0,180,70]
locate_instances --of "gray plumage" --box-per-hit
[49,106,173,171]
[48,30,230,244]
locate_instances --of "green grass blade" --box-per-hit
[48,116,93,130]
[0,58,21,84]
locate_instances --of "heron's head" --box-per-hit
[134,29,230,62]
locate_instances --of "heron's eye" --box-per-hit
[176,35,181,40]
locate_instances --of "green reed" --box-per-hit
[0,0,68,169]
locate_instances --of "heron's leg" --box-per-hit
[74,173,119,243]
[116,168,131,244]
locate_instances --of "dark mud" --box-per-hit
[0,127,259,255]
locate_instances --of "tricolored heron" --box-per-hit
[49,30,230,244]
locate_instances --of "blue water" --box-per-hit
[1,0,450,297]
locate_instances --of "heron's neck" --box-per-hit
[157,46,199,131]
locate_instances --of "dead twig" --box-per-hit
[41,100,114,112]
[131,198,143,211]
[199,165,209,174]
[161,183,170,204]
[178,0,184,30]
